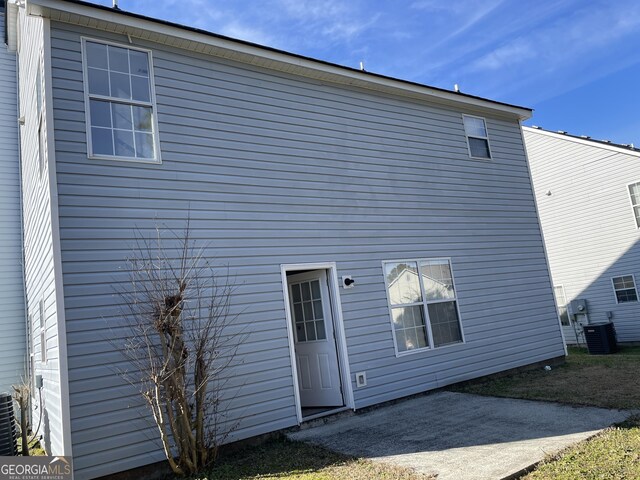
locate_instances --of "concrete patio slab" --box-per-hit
[288,392,631,480]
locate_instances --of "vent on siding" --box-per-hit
[0,393,18,456]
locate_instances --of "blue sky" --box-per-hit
[99,0,640,145]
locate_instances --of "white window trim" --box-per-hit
[39,299,47,364]
[28,314,36,398]
[80,36,162,164]
[462,114,492,160]
[553,285,569,326]
[611,274,639,304]
[627,181,640,229]
[382,257,465,357]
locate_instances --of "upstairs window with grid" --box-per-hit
[463,115,491,159]
[612,275,638,303]
[82,39,159,162]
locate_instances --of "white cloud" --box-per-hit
[217,21,275,46]
[449,1,640,106]
[275,0,378,43]
[466,2,640,79]
[468,40,535,72]
[278,0,349,20]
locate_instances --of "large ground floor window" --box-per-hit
[383,258,464,355]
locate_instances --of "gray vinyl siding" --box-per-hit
[525,127,640,343]
[51,22,564,479]
[17,8,66,456]
[0,9,26,396]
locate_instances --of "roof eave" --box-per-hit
[27,0,532,121]
[523,126,640,158]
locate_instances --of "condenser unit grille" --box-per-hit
[0,393,18,456]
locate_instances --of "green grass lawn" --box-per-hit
[192,437,430,480]
[523,416,640,480]
[450,346,640,409]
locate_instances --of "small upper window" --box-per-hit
[628,182,640,228]
[82,39,159,162]
[463,115,491,159]
[612,275,638,303]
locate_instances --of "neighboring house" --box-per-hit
[524,126,640,344]
[0,0,26,396]
[5,0,565,478]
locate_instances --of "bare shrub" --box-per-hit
[116,222,241,476]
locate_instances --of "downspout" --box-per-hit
[12,2,31,418]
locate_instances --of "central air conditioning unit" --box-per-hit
[0,393,17,456]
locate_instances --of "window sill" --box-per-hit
[88,154,162,165]
[395,339,465,358]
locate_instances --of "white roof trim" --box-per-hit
[523,126,640,158]
[25,0,532,120]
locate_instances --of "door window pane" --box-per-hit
[291,279,329,343]
[310,280,321,299]
[313,300,323,319]
[291,283,301,303]
[305,322,317,341]
[316,321,326,340]
[296,323,306,342]
[301,282,311,301]
[303,301,313,321]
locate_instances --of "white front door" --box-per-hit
[288,270,344,408]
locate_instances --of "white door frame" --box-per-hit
[281,262,355,423]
